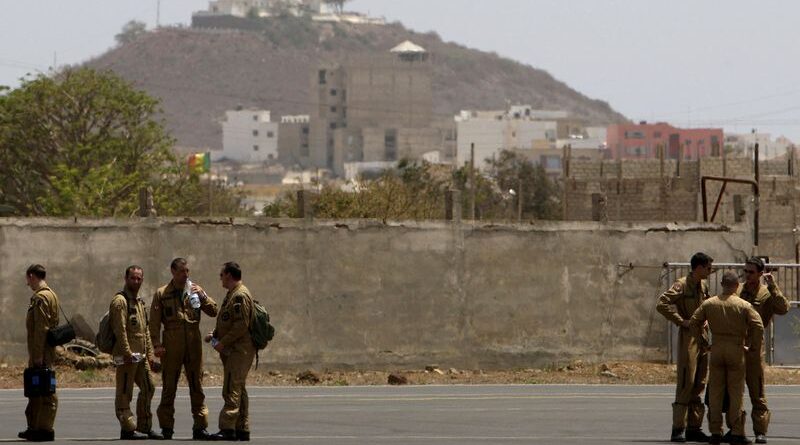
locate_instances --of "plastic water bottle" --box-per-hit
[186,279,201,309]
[114,352,144,366]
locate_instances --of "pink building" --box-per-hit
[607,122,723,160]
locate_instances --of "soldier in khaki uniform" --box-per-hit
[689,271,763,445]
[734,257,789,444]
[19,264,59,442]
[657,252,713,443]
[149,258,218,440]
[110,266,162,440]
[207,262,256,441]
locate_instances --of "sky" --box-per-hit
[2,0,800,141]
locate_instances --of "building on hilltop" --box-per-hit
[278,115,311,168]
[197,0,385,23]
[308,41,454,177]
[214,108,279,163]
[606,122,723,161]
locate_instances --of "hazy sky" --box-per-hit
[3,0,800,141]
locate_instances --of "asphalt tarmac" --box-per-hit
[2,384,800,444]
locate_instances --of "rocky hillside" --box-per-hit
[86,16,627,150]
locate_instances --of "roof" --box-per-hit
[390,40,426,54]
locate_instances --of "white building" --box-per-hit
[217,109,279,163]
[206,0,270,17]
[456,107,559,170]
[724,132,794,160]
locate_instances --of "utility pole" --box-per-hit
[156,0,161,28]
[468,143,476,220]
[517,175,523,222]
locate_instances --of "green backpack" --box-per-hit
[250,300,275,350]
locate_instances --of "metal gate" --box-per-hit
[663,262,800,365]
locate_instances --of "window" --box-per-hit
[252,130,259,137]
[253,115,258,121]
[330,89,337,96]
[318,70,327,85]
[253,145,259,151]
[301,126,309,135]
[542,155,561,170]
[330,106,337,113]
[385,129,397,161]
[330,122,337,129]
[625,131,645,139]
[654,131,662,138]
[267,131,274,138]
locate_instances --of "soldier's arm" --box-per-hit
[110,296,133,358]
[767,283,790,315]
[149,291,163,349]
[218,294,252,348]
[29,296,50,364]
[142,301,155,362]
[656,281,684,326]
[200,293,219,317]
[687,303,707,337]
[746,305,765,352]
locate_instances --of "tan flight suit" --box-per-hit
[657,275,710,431]
[110,291,156,433]
[689,294,764,436]
[25,282,60,434]
[214,283,256,432]
[150,281,218,431]
[736,282,789,435]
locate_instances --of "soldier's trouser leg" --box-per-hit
[116,363,139,432]
[745,349,769,435]
[219,349,256,431]
[27,393,58,432]
[707,348,726,435]
[673,332,708,430]
[186,331,209,430]
[157,346,183,430]
[135,362,155,433]
[724,344,746,437]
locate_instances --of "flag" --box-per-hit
[188,152,211,174]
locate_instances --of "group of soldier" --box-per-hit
[659,253,790,445]
[21,258,260,442]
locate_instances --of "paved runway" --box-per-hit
[2,385,800,444]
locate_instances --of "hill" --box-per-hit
[86,16,628,151]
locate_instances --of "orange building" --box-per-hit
[607,122,723,160]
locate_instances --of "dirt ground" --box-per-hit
[4,360,800,389]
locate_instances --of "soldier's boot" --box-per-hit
[28,430,55,442]
[710,434,723,445]
[686,428,711,443]
[18,429,31,439]
[161,428,173,440]
[721,431,732,443]
[235,430,250,441]
[672,428,687,442]
[193,428,213,440]
[144,430,164,440]
[120,430,148,440]
[754,434,767,444]
[728,436,752,445]
[210,430,237,441]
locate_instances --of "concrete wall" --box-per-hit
[0,218,749,369]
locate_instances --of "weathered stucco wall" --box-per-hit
[0,218,751,369]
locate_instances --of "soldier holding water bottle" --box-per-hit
[149,258,218,440]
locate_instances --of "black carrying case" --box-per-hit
[23,367,56,398]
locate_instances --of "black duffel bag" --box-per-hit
[24,367,56,398]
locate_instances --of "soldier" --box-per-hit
[110,266,162,440]
[734,257,789,444]
[689,271,763,445]
[207,262,256,441]
[657,252,714,442]
[19,264,59,442]
[149,258,218,440]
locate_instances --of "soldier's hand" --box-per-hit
[204,332,214,343]
[213,342,225,353]
[763,272,775,286]
[149,359,162,373]
[154,345,166,358]
[191,284,207,300]
[681,320,692,329]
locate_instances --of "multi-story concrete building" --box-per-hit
[607,122,723,160]
[724,132,794,160]
[278,115,311,167]
[216,109,279,163]
[309,41,452,176]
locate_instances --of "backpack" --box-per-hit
[96,293,125,354]
[250,300,275,350]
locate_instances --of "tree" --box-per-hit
[115,20,147,45]
[486,150,561,220]
[323,0,350,14]
[0,68,245,217]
